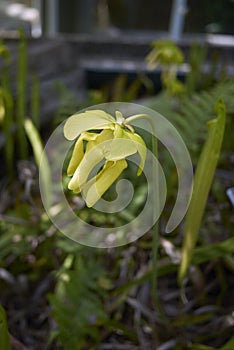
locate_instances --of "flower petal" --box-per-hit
[68,144,103,193]
[115,111,125,125]
[67,131,102,176]
[105,125,138,161]
[64,110,115,140]
[68,129,114,193]
[67,137,84,176]
[113,123,123,138]
[125,131,146,175]
[83,159,128,207]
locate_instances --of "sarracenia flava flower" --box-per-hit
[64,110,146,207]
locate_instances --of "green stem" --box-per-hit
[1,59,14,178]
[16,29,28,159]
[31,74,40,130]
[126,114,162,313]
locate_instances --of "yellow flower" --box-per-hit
[64,110,146,207]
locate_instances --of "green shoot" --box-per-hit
[178,99,226,285]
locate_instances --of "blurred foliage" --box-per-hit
[179,99,226,284]
[0,36,233,349]
[0,40,14,177]
[0,30,40,178]
[49,253,108,349]
[16,29,28,159]
[146,40,184,67]
[0,305,11,350]
[92,73,154,103]
[146,40,185,96]
[53,72,154,127]
[145,80,234,158]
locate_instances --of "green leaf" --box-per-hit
[192,237,234,265]
[24,119,42,166]
[24,118,51,209]
[220,336,234,349]
[178,98,226,285]
[64,110,115,140]
[31,74,40,129]
[49,255,108,349]
[16,28,28,159]
[190,345,215,350]
[0,305,11,350]
[172,312,214,327]
[1,87,14,177]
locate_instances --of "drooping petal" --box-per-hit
[67,131,102,176]
[64,110,115,140]
[68,144,103,193]
[125,131,146,175]
[67,137,84,176]
[68,129,114,193]
[83,159,128,207]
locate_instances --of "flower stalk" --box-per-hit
[64,109,162,313]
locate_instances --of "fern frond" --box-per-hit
[144,79,234,154]
[49,254,108,350]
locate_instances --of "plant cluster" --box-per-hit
[0,37,233,350]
